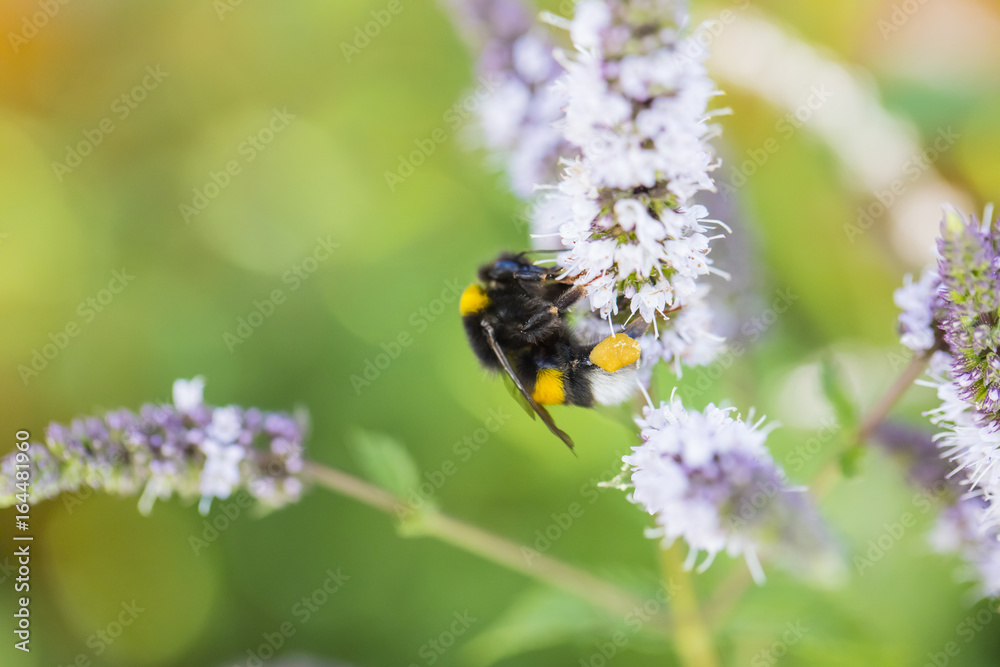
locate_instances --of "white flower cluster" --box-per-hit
[624,395,790,582]
[481,31,569,197]
[894,266,942,354]
[537,0,727,375]
[639,286,725,377]
[924,355,1000,536]
[917,351,1000,594]
[562,1,716,198]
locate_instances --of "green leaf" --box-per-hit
[462,587,612,667]
[347,429,420,500]
[839,443,866,478]
[820,355,857,430]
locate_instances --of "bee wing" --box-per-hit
[501,373,537,420]
[480,320,576,453]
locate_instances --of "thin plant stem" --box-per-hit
[703,351,931,625]
[302,460,400,513]
[702,566,752,627]
[659,543,719,667]
[856,352,932,444]
[301,461,672,634]
[813,351,932,500]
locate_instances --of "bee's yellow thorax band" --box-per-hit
[589,333,641,372]
[532,368,565,405]
[459,284,490,316]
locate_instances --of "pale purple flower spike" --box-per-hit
[621,393,831,583]
[897,205,1000,597]
[537,0,728,374]
[0,377,306,515]
[439,0,573,197]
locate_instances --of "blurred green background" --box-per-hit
[2,0,1000,665]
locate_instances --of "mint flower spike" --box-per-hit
[439,0,572,198]
[0,378,306,516]
[902,204,1000,598]
[530,0,728,377]
[937,204,1000,426]
[618,393,835,584]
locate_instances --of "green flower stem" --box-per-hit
[659,543,720,667]
[302,461,672,635]
[857,352,933,445]
[818,351,932,496]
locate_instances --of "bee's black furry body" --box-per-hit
[459,253,643,448]
[461,253,597,406]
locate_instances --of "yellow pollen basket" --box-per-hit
[459,284,490,316]
[589,334,641,372]
[532,368,565,405]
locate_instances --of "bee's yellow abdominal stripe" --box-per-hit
[532,368,565,405]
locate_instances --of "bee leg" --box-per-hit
[513,268,552,281]
[622,317,651,339]
[521,285,587,341]
[552,284,586,311]
[521,306,561,342]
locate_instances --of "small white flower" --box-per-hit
[630,281,672,323]
[894,266,941,353]
[173,376,205,413]
[585,272,620,318]
[614,243,662,281]
[137,460,177,516]
[512,32,555,84]
[613,198,648,232]
[199,438,246,514]
[480,77,532,148]
[569,0,611,52]
[653,294,725,376]
[208,406,243,444]
[663,234,711,279]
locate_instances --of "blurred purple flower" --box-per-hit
[872,421,957,494]
[894,266,944,355]
[872,420,1000,597]
[0,378,306,515]
[931,497,1000,598]
[439,0,573,197]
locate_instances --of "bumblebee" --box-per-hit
[460,253,645,451]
